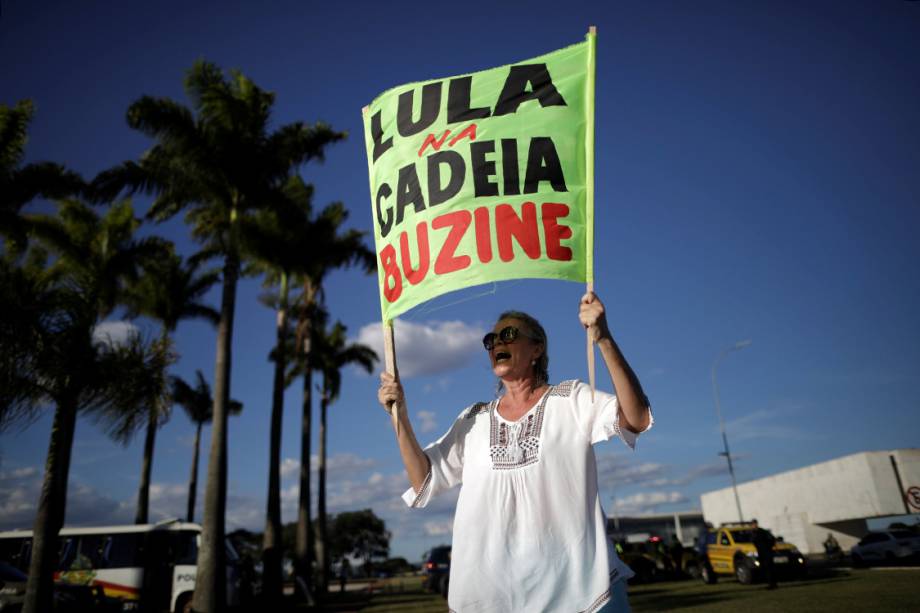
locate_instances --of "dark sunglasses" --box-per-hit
[483,326,520,351]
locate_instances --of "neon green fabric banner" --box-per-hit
[363,32,596,322]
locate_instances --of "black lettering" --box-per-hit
[376,183,393,238]
[501,138,520,196]
[470,141,499,198]
[397,82,442,137]
[427,151,466,206]
[395,163,426,226]
[493,64,566,117]
[371,110,392,163]
[523,137,567,193]
[447,77,491,124]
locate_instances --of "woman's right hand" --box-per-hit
[378,371,405,416]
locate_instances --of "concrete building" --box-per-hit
[701,448,920,555]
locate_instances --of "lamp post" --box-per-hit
[712,339,751,523]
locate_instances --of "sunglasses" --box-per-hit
[482,326,520,351]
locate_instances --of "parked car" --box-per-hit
[421,545,451,597]
[850,530,920,567]
[698,523,806,584]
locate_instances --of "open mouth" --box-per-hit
[495,351,511,362]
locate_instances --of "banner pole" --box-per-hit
[382,319,401,436]
[586,26,598,401]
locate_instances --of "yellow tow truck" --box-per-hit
[699,523,806,584]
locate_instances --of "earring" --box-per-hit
[531,359,536,365]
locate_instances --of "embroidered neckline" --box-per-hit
[488,387,551,470]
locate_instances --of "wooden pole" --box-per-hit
[382,320,400,436]
[586,282,596,402]
[586,25,597,402]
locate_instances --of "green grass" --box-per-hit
[629,568,918,613]
[299,568,919,612]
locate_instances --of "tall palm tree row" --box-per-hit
[115,251,220,524]
[287,199,375,598]
[313,321,377,593]
[93,60,345,612]
[3,198,173,613]
[171,371,243,522]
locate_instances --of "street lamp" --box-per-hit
[712,339,751,523]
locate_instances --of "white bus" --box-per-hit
[0,519,244,612]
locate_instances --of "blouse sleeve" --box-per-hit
[568,379,653,450]
[401,404,479,508]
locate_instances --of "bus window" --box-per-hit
[56,537,75,571]
[74,534,105,570]
[103,533,143,568]
[172,531,198,566]
[0,537,30,572]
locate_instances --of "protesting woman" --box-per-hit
[378,291,652,612]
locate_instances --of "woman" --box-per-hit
[378,292,652,612]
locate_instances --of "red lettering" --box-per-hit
[541,202,573,261]
[399,223,430,285]
[448,123,477,147]
[495,202,540,262]
[417,130,452,157]
[473,206,492,263]
[379,244,402,303]
[432,210,472,274]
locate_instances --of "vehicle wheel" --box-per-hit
[735,558,754,585]
[701,561,717,584]
[439,574,449,598]
[884,551,896,564]
[851,553,864,568]
[687,562,702,579]
[174,592,193,613]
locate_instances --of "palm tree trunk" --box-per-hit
[137,327,170,525]
[23,397,78,613]
[295,365,314,602]
[134,408,157,524]
[262,272,289,606]
[193,249,238,613]
[317,390,329,594]
[187,421,202,522]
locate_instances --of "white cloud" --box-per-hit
[416,410,437,434]
[279,453,377,482]
[423,520,453,536]
[612,491,688,515]
[355,319,485,378]
[725,409,815,442]
[92,320,140,348]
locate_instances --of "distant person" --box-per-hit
[669,535,684,576]
[379,293,653,612]
[750,519,777,589]
[823,533,841,560]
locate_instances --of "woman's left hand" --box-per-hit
[579,291,611,343]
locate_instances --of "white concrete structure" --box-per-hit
[701,449,920,555]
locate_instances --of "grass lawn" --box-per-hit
[301,568,919,612]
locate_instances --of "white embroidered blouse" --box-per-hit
[401,380,653,612]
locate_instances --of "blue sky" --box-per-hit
[1,1,918,560]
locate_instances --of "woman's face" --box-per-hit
[487,318,543,380]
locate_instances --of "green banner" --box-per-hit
[363,32,596,322]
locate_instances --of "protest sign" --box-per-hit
[363,30,597,323]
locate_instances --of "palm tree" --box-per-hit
[116,251,219,524]
[240,176,320,605]
[171,371,242,523]
[313,321,377,593]
[10,198,170,613]
[0,100,83,252]
[93,60,344,612]
[288,201,374,596]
